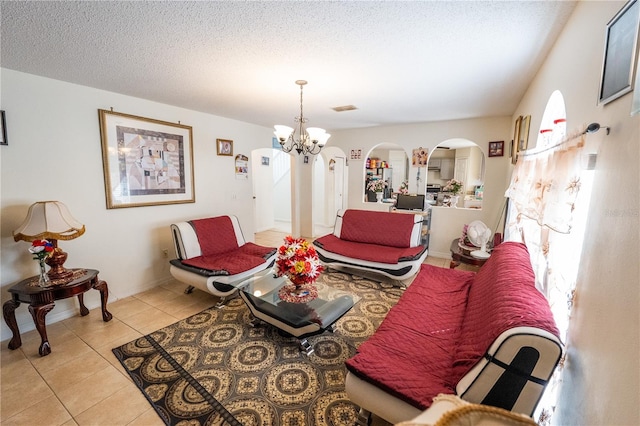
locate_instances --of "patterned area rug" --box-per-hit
[112,271,403,426]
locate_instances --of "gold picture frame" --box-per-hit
[512,115,522,164]
[98,109,195,209]
[216,138,233,156]
[519,115,531,151]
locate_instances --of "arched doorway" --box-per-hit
[426,139,485,209]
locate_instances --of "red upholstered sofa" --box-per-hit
[344,242,563,425]
[169,215,276,307]
[312,209,428,281]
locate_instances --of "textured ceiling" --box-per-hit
[1,1,577,131]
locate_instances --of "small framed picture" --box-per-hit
[261,156,269,166]
[599,0,640,105]
[488,141,504,157]
[0,110,7,146]
[216,139,233,156]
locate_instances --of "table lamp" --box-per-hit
[13,201,85,280]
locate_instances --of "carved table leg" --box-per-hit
[449,260,460,269]
[93,279,113,322]
[3,299,22,350]
[28,303,55,356]
[78,293,90,316]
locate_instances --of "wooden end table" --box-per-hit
[3,269,112,356]
[449,238,490,269]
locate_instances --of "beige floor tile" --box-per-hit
[0,369,54,421]
[133,286,182,308]
[0,344,26,364]
[119,307,178,335]
[74,385,151,425]
[26,334,95,373]
[39,350,112,394]
[62,418,80,426]
[159,279,189,295]
[1,356,40,391]
[107,297,154,320]
[2,394,72,426]
[56,365,131,416]
[18,321,77,353]
[126,407,165,426]
[74,318,140,349]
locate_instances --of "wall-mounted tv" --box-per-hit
[395,194,425,211]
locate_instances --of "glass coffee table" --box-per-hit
[234,269,360,355]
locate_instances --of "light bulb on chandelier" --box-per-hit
[274,80,330,155]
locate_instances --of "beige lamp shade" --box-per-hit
[13,201,85,242]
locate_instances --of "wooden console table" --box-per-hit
[2,269,112,356]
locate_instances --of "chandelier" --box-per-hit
[274,80,330,155]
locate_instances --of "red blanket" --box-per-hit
[190,217,239,256]
[314,234,424,264]
[345,264,475,409]
[181,243,274,275]
[451,242,560,381]
[339,209,416,248]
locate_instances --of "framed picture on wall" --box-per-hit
[519,115,531,150]
[488,141,504,157]
[0,110,7,146]
[512,116,522,164]
[598,0,640,105]
[98,109,195,209]
[217,138,233,156]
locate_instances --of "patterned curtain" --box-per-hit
[506,131,585,234]
[504,130,591,424]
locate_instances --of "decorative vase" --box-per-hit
[450,195,460,208]
[376,192,384,203]
[38,259,51,287]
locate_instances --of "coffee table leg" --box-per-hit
[300,338,314,356]
[28,303,55,356]
[450,260,460,269]
[3,299,22,350]
[93,279,113,322]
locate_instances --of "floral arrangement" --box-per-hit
[275,236,323,286]
[367,179,388,193]
[29,239,54,262]
[399,180,409,195]
[443,178,463,195]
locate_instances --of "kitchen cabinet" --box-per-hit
[439,159,454,180]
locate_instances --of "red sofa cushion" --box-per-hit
[451,242,561,382]
[339,209,417,248]
[190,217,239,256]
[314,234,425,264]
[345,264,475,409]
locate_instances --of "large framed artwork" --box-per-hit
[598,0,640,105]
[98,109,195,209]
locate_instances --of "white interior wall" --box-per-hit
[511,1,639,424]
[0,69,272,337]
[330,116,512,257]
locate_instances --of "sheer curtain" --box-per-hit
[504,129,592,424]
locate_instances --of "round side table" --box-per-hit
[2,269,112,356]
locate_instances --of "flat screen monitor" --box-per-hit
[395,194,425,211]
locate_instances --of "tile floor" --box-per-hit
[0,229,461,425]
